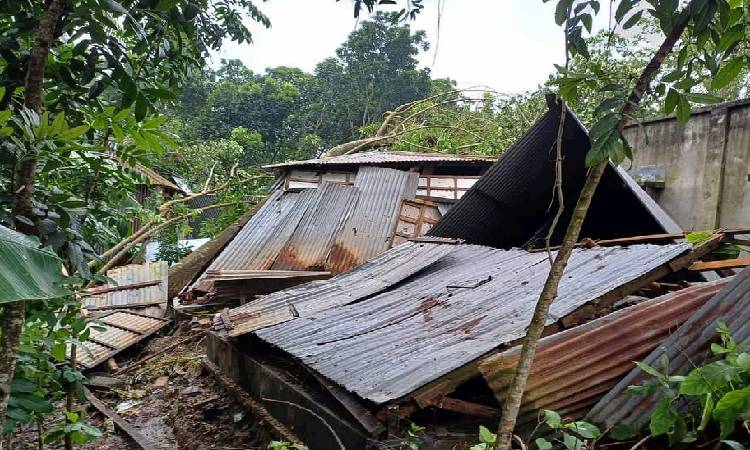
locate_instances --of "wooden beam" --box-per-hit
[84,388,159,450]
[427,395,500,419]
[82,280,161,296]
[689,258,750,271]
[86,300,165,311]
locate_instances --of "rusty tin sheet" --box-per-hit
[255,243,689,403]
[588,266,750,429]
[478,279,728,426]
[325,166,419,273]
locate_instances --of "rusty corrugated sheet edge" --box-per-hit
[264,150,496,169]
[255,243,689,403]
[326,167,419,273]
[587,266,750,428]
[477,279,728,427]
[271,183,360,271]
[170,198,268,299]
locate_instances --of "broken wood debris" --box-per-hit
[84,387,159,450]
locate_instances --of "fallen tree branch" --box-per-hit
[112,331,204,376]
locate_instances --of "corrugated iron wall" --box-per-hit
[326,166,419,273]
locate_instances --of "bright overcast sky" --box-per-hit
[213,0,610,94]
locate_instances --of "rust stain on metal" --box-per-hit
[477,279,728,427]
[451,315,485,334]
[588,267,750,429]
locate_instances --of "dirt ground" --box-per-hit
[11,322,273,450]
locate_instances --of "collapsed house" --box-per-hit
[204,100,750,449]
[175,150,495,311]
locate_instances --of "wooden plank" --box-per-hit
[86,300,165,311]
[84,388,159,450]
[82,280,161,296]
[689,258,750,271]
[427,395,499,419]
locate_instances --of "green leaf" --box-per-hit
[685,93,723,105]
[14,393,54,413]
[676,94,691,123]
[665,89,679,114]
[478,425,496,444]
[51,342,67,361]
[622,10,642,29]
[650,398,677,436]
[562,433,582,450]
[142,116,168,129]
[555,0,569,25]
[535,438,553,450]
[155,0,179,11]
[135,92,149,121]
[712,58,745,90]
[699,394,714,431]
[565,421,600,439]
[608,424,638,440]
[713,386,750,437]
[723,440,749,450]
[10,379,37,394]
[0,225,67,303]
[543,409,562,428]
[101,0,128,14]
[581,13,592,32]
[57,125,90,141]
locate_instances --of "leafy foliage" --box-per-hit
[628,322,750,445]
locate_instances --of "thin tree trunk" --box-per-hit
[64,327,77,450]
[0,303,26,432]
[0,0,67,429]
[494,6,694,449]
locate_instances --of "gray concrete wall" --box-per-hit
[623,99,750,231]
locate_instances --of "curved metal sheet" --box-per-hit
[256,243,689,403]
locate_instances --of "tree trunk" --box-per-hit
[0,302,26,431]
[0,0,67,428]
[493,5,694,449]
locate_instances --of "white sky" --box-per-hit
[213,0,610,94]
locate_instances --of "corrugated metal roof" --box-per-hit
[326,166,419,273]
[271,183,360,271]
[197,167,421,288]
[74,311,170,369]
[264,150,496,169]
[587,266,750,429]
[478,279,728,428]
[203,190,316,272]
[226,241,456,336]
[254,242,689,404]
[84,262,168,318]
[429,101,681,249]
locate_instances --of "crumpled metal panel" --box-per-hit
[478,279,728,427]
[429,102,680,249]
[255,243,689,403]
[588,266,750,429]
[264,150,496,169]
[84,262,168,318]
[326,166,419,273]
[272,183,360,271]
[204,190,316,272]
[73,311,170,369]
[226,241,457,337]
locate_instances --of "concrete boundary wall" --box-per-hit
[623,99,750,231]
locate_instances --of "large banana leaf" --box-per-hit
[0,225,67,304]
